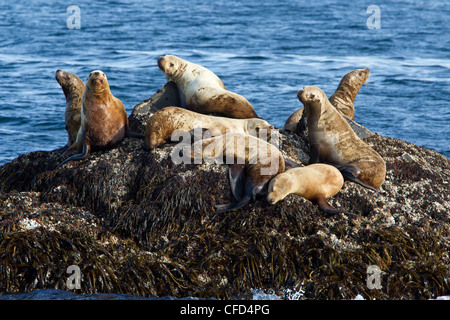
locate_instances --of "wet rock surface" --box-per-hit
[1,85,449,299]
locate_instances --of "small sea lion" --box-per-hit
[267,164,356,216]
[144,106,273,150]
[187,132,285,212]
[57,70,143,168]
[157,55,259,119]
[297,86,385,190]
[328,68,370,120]
[54,69,85,152]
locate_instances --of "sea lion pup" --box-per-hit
[267,164,356,216]
[157,54,260,119]
[143,106,273,150]
[54,69,85,152]
[187,132,285,212]
[328,68,370,120]
[56,70,144,169]
[297,86,385,190]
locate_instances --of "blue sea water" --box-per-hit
[0,0,449,165]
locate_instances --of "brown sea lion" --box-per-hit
[56,70,143,168]
[267,164,356,216]
[144,106,273,150]
[283,107,304,132]
[157,55,259,119]
[328,68,370,120]
[54,69,85,152]
[186,132,285,212]
[297,86,385,190]
[284,68,369,132]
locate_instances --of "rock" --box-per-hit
[0,86,449,300]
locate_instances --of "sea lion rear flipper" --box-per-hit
[284,158,301,169]
[335,164,377,192]
[214,194,252,214]
[56,132,91,169]
[125,129,145,139]
[228,164,246,201]
[316,195,358,217]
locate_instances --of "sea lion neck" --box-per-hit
[336,74,363,104]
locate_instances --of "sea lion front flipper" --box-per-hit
[176,84,187,108]
[229,164,246,201]
[308,144,320,164]
[315,195,358,217]
[56,132,91,169]
[335,164,377,192]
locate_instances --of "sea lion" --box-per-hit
[328,68,370,120]
[297,86,385,190]
[157,55,259,119]
[187,132,285,212]
[284,68,369,132]
[56,70,143,168]
[283,107,304,132]
[267,164,356,216]
[54,69,85,152]
[144,106,273,150]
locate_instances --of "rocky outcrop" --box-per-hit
[0,84,449,299]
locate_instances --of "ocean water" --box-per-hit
[0,0,448,166]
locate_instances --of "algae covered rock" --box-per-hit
[0,85,449,299]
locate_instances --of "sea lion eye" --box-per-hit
[359,72,362,76]
[170,63,174,67]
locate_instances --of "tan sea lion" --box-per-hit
[54,69,85,152]
[267,164,356,216]
[328,68,370,120]
[144,106,273,150]
[186,132,285,212]
[297,86,385,190]
[56,70,143,168]
[157,55,259,119]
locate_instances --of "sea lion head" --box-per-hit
[246,119,274,138]
[341,68,370,97]
[86,70,110,94]
[55,70,84,99]
[266,173,293,204]
[297,86,326,104]
[157,55,184,79]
